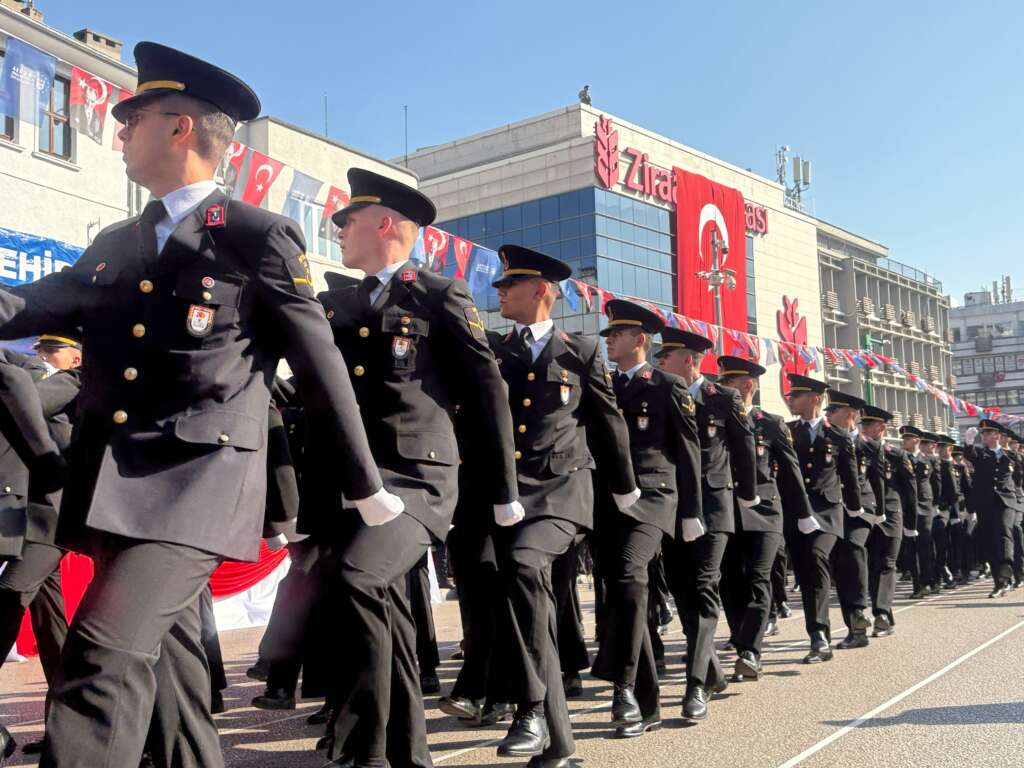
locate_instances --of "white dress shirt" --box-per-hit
[367,260,408,305]
[619,361,647,381]
[688,374,705,399]
[152,179,220,254]
[514,319,554,362]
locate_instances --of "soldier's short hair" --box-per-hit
[165,94,236,164]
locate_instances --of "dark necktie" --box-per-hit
[517,326,533,357]
[614,371,629,399]
[138,199,167,267]
[360,275,381,307]
[804,421,816,442]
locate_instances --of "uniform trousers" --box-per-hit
[664,531,729,687]
[799,530,838,641]
[552,538,589,678]
[326,513,433,768]
[721,530,782,656]
[980,505,1016,586]
[832,518,871,631]
[590,518,661,716]
[769,544,789,621]
[408,551,440,678]
[495,517,579,760]
[915,514,935,589]
[867,528,902,624]
[932,516,951,584]
[947,519,967,578]
[41,536,222,768]
[1012,516,1024,582]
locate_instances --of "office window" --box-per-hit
[39,75,71,158]
[0,52,12,140]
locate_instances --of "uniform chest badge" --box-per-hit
[560,384,570,405]
[392,336,411,359]
[707,423,717,438]
[401,269,416,283]
[637,415,649,431]
[186,304,216,337]
[205,205,225,229]
[757,445,765,457]
[639,369,653,380]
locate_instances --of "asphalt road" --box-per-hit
[2,576,1023,767]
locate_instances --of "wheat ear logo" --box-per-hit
[594,115,619,188]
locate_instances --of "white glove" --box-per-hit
[845,507,865,518]
[864,512,885,526]
[950,517,963,526]
[264,533,289,551]
[970,512,978,523]
[353,487,405,526]
[737,495,761,509]
[964,427,979,445]
[680,517,706,542]
[798,516,822,534]
[903,528,919,538]
[494,501,526,527]
[613,487,642,512]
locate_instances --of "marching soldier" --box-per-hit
[0,43,389,767]
[487,246,637,768]
[860,406,914,637]
[899,426,938,598]
[936,435,963,589]
[824,389,882,649]
[590,300,701,738]
[655,330,758,721]
[919,431,943,596]
[951,445,975,583]
[963,421,1022,598]
[999,427,1024,587]
[784,374,861,663]
[313,169,520,767]
[716,357,812,680]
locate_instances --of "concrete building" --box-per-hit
[404,103,822,414]
[950,283,1024,429]
[817,220,952,436]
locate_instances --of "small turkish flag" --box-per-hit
[318,185,350,241]
[240,151,284,207]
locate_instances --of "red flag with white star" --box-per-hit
[240,151,283,206]
[318,185,350,241]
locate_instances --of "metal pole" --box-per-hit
[711,234,724,355]
[404,105,409,167]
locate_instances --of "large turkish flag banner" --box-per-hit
[674,168,748,372]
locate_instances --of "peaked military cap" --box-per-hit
[826,388,867,411]
[332,168,436,228]
[492,245,571,287]
[951,445,965,456]
[716,355,766,379]
[935,434,956,446]
[600,299,664,337]
[860,404,893,423]
[323,271,360,291]
[112,42,260,123]
[899,425,924,438]
[919,431,940,444]
[786,373,828,395]
[34,329,82,350]
[653,327,714,357]
[978,419,1002,433]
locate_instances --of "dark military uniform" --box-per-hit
[950,452,973,582]
[657,335,756,699]
[787,376,861,649]
[911,438,941,593]
[937,439,963,588]
[867,410,915,628]
[0,43,383,767]
[312,170,517,768]
[717,357,811,674]
[965,422,1022,594]
[591,301,701,733]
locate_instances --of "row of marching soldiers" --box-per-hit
[0,41,1021,768]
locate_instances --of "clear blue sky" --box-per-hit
[40,0,1023,302]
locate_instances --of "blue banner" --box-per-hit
[0,226,83,287]
[0,38,56,123]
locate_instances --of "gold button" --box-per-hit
[218,434,230,444]
[113,410,128,424]
[401,327,409,335]
[514,451,523,460]
[523,398,532,407]
[91,275,97,284]
[518,424,527,434]
[660,482,667,488]
[353,365,365,377]
[139,280,154,293]
[618,408,624,414]
[527,372,536,381]
[806,463,813,469]
[804,477,810,483]
[327,310,335,319]
[401,316,411,325]
[428,450,436,459]
[2,486,9,493]
[132,324,146,338]
[123,367,138,381]
[359,327,369,337]
[202,291,213,301]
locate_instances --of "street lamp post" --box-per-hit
[695,232,737,355]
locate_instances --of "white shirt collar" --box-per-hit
[620,361,647,381]
[803,415,824,430]
[156,180,219,228]
[374,260,408,288]
[848,428,859,439]
[688,374,705,398]
[514,319,554,342]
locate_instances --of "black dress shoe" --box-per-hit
[778,602,793,619]
[898,571,912,582]
[1,725,16,760]
[474,701,515,727]
[764,619,780,637]
[210,690,225,714]
[496,709,550,757]
[720,640,736,651]
[611,684,642,726]
[525,757,575,768]
[450,649,465,660]
[245,660,269,682]
[616,710,661,738]
[439,695,483,721]
[251,688,296,710]
[873,615,894,637]
[562,673,584,698]
[709,675,729,697]
[420,673,441,695]
[989,585,1009,599]
[734,650,761,680]
[928,584,942,595]
[837,633,869,650]
[307,703,333,725]
[910,588,928,599]
[21,738,44,755]
[655,657,667,675]
[849,610,872,633]
[658,604,673,627]
[681,684,708,722]
[803,634,833,664]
